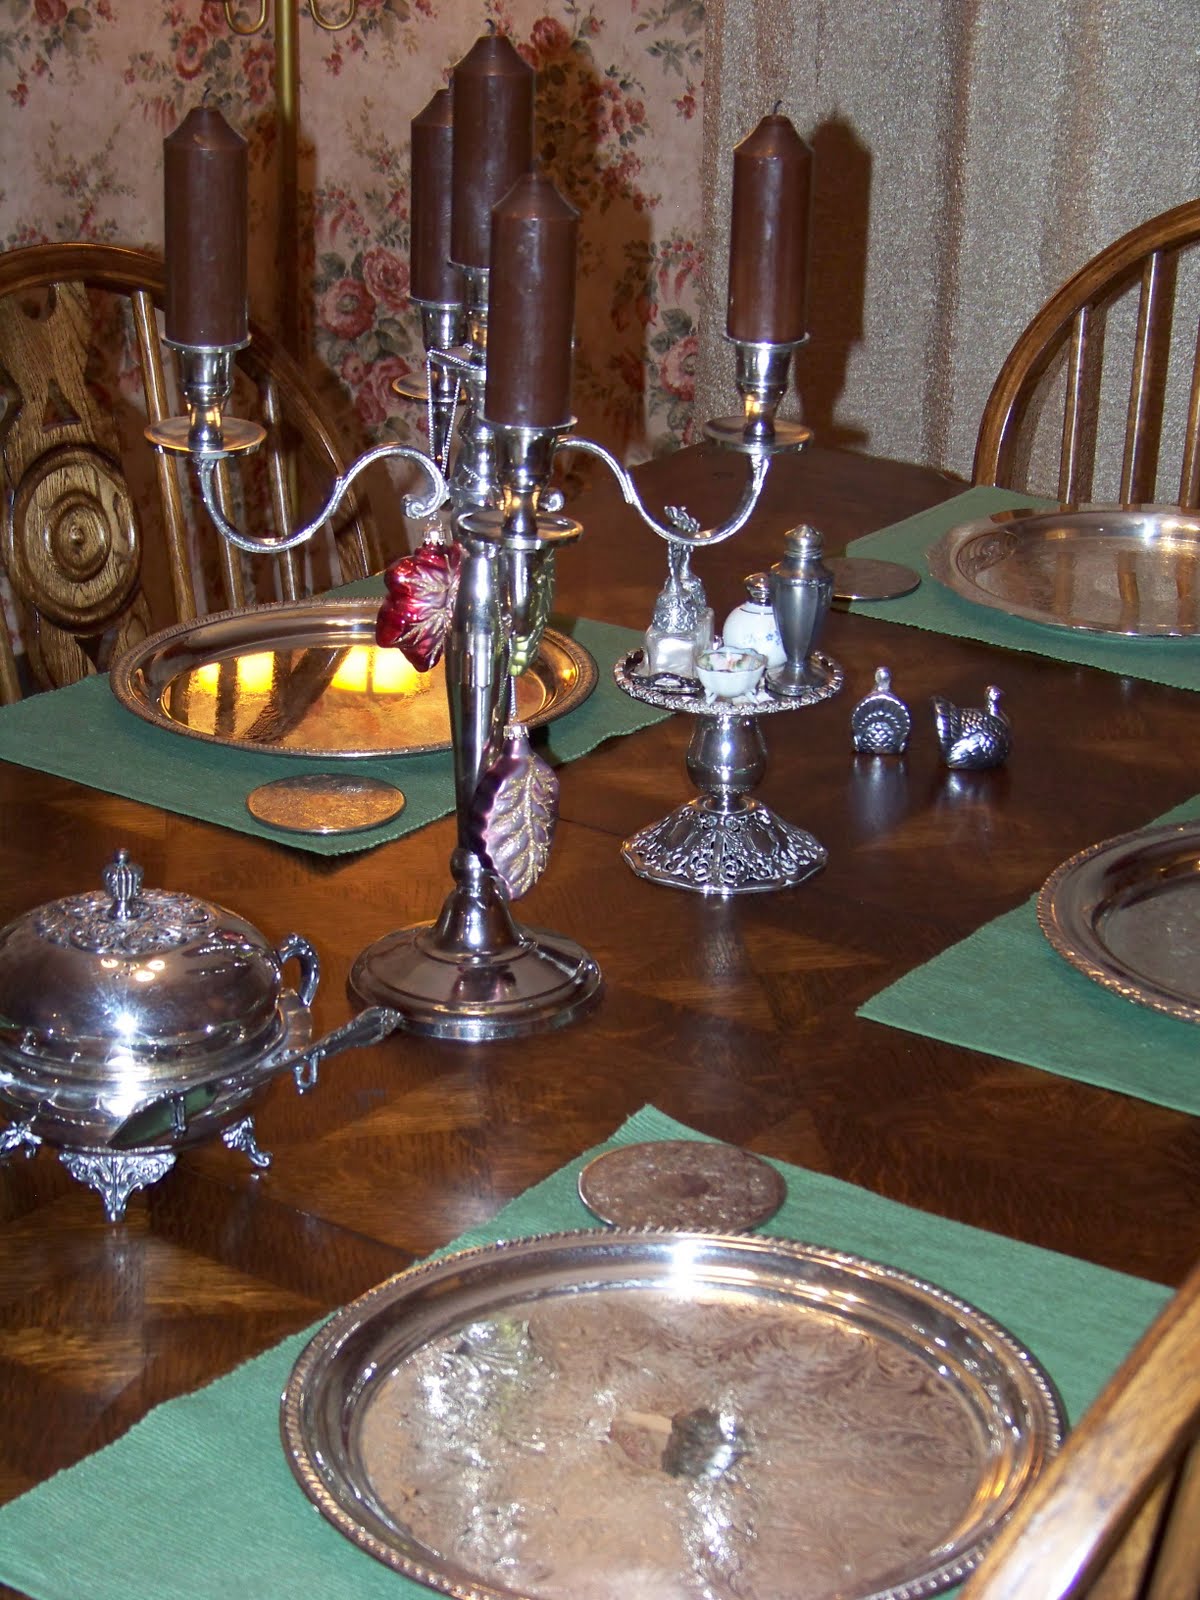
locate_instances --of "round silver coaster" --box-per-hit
[578,1140,786,1231]
[828,556,921,601]
[246,774,406,835]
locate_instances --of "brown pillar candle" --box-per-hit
[485,171,578,427]
[410,88,461,304]
[450,32,534,270]
[163,105,248,348]
[725,113,813,345]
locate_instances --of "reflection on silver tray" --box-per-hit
[282,1230,1063,1600]
[1037,821,1200,1023]
[927,504,1200,635]
[110,599,596,758]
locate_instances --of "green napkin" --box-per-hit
[0,616,665,856]
[860,797,1200,1113]
[846,486,1200,692]
[0,1105,1171,1600]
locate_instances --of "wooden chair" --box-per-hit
[0,241,382,704]
[959,1258,1200,1600]
[973,198,1200,507]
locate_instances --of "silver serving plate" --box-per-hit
[927,504,1200,635]
[110,598,597,758]
[1037,821,1200,1023]
[282,1230,1063,1600]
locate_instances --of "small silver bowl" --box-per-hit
[0,850,399,1219]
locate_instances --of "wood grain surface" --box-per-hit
[2,442,1198,1531]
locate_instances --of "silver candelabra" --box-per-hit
[147,277,822,1038]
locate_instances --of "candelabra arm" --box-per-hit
[555,434,769,548]
[194,442,447,557]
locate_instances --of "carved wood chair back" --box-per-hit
[959,1258,1200,1600]
[0,241,381,703]
[973,198,1200,507]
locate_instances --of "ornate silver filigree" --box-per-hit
[58,1147,177,1222]
[0,1119,40,1158]
[623,802,827,895]
[222,1115,271,1169]
[34,890,214,956]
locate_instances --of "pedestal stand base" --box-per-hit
[348,922,603,1042]
[622,797,827,896]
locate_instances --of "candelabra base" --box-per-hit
[347,856,602,1041]
[621,796,827,896]
[348,924,602,1040]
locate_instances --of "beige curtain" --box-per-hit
[698,0,1200,491]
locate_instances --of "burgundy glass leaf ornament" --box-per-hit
[376,535,461,672]
[468,723,559,900]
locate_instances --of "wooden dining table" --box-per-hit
[1,440,1198,1554]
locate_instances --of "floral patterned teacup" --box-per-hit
[695,647,766,701]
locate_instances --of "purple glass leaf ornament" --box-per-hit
[376,535,461,672]
[467,723,559,900]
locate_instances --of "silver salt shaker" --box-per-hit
[767,525,833,697]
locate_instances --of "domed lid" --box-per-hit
[0,850,287,1086]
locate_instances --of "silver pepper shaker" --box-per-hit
[768,525,833,696]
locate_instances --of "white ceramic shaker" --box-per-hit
[722,572,786,669]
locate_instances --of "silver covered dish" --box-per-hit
[0,850,399,1219]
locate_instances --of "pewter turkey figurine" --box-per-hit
[851,667,911,754]
[932,685,1012,770]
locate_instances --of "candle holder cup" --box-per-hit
[146,339,447,557]
[393,298,467,472]
[704,337,812,452]
[149,342,265,458]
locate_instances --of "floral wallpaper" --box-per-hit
[0,0,704,464]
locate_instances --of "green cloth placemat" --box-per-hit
[0,1104,1171,1600]
[860,796,1200,1113]
[846,485,1200,692]
[0,615,665,856]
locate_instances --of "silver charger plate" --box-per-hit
[927,504,1200,635]
[282,1230,1063,1600]
[1037,820,1200,1023]
[110,599,597,759]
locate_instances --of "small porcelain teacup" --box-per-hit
[695,646,766,701]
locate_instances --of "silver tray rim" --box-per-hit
[110,597,598,759]
[927,503,1200,636]
[1036,819,1200,1023]
[280,1227,1065,1600]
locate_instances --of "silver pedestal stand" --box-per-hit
[614,651,842,894]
